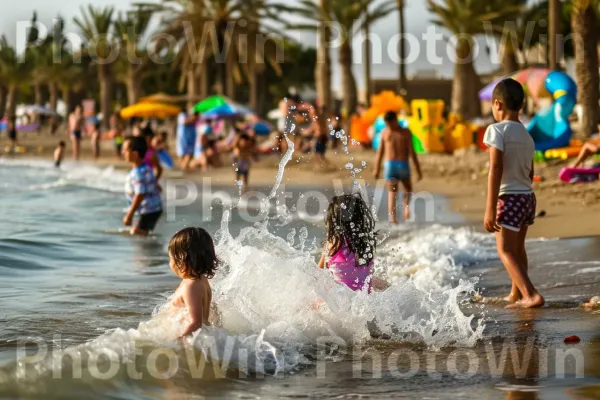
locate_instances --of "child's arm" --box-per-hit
[318,242,330,269]
[124,194,144,226]
[152,153,163,181]
[179,283,205,337]
[484,147,503,232]
[409,133,423,181]
[373,132,385,179]
[530,160,534,182]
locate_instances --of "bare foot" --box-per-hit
[505,293,545,309]
[503,293,521,303]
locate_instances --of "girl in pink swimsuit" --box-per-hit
[318,194,388,292]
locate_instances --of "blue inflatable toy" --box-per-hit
[527,71,577,152]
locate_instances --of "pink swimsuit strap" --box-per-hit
[327,243,373,292]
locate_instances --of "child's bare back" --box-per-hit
[381,126,412,162]
[171,277,212,325]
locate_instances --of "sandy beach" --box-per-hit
[8,128,600,239]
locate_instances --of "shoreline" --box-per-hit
[5,132,600,239]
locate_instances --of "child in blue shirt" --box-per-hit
[122,136,163,235]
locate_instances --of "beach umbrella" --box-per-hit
[120,102,181,119]
[17,105,58,116]
[479,68,553,102]
[202,103,254,119]
[139,92,184,104]
[194,95,228,113]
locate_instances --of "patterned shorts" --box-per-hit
[497,193,537,232]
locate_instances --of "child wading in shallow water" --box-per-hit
[318,194,388,292]
[373,111,422,223]
[484,78,544,309]
[168,227,219,338]
[122,136,163,235]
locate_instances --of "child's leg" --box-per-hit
[400,179,413,221]
[496,228,544,308]
[571,143,598,168]
[387,181,399,224]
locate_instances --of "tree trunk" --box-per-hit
[451,38,481,120]
[186,67,199,109]
[34,83,43,105]
[199,63,209,99]
[98,64,113,130]
[256,70,266,117]
[315,10,332,110]
[501,41,519,75]
[126,68,141,105]
[572,5,599,137]
[225,34,236,101]
[216,24,228,96]
[49,82,58,112]
[397,0,406,94]
[0,86,7,118]
[339,40,358,123]
[363,17,372,106]
[548,0,561,69]
[62,87,73,117]
[5,85,18,118]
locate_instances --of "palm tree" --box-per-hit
[396,0,406,94]
[296,0,395,118]
[363,8,372,105]
[548,0,560,69]
[571,0,599,137]
[0,37,32,118]
[114,5,155,105]
[427,0,518,119]
[74,5,116,129]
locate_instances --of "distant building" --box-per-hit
[369,78,453,106]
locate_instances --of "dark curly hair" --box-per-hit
[325,193,377,267]
[168,227,219,279]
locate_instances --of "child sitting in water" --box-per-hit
[122,136,163,235]
[318,193,388,292]
[168,227,219,338]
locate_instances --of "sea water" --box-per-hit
[1,151,600,398]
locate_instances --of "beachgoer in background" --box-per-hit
[68,106,84,160]
[54,141,65,168]
[160,131,169,151]
[91,119,101,160]
[483,78,544,309]
[330,110,342,149]
[373,111,422,223]
[318,194,388,292]
[7,115,17,149]
[314,105,331,167]
[168,227,219,338]
[176,110,197,171]
[122,136,163,236]
[570,124,600,168]
[194,118,213,170]
[142,130,163,182]
[114,127,124,158]
[232,130,256,193]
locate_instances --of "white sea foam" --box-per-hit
[0,157,126,193]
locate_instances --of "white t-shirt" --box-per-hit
[483,120,534,195]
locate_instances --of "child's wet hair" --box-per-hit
[325,193,377,267]
[125,135,148,158]
[384,111,398,123]
[492,78,525,112]
[168,227,219,279]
